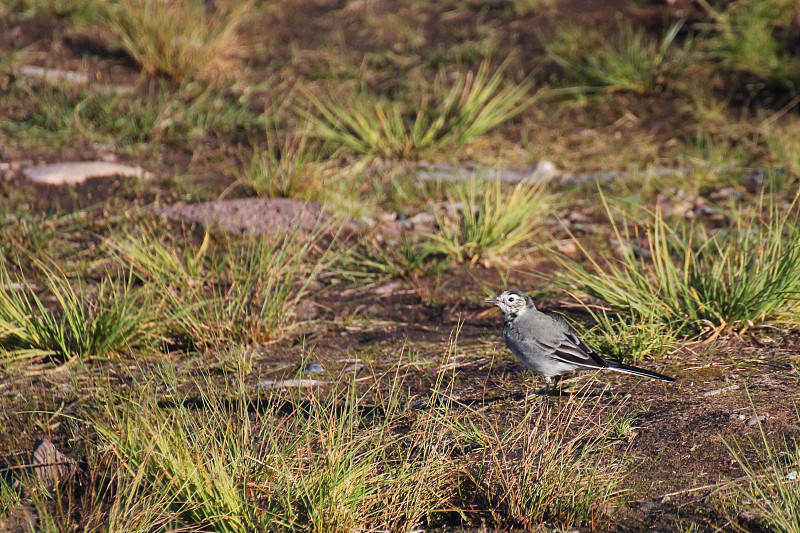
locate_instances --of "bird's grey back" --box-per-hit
[506,308,571,341]
[502,307,577,377]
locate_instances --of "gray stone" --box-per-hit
[303,363,325,373]
[745,415,766,427]
[343,362,365,373]
[405,212,436,232]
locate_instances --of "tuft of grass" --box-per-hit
[160,84,258,141]
[557,194,800,337]
[426,177,552,265]
[719,413,800,533]
[549,19,691,94]
[95,366,455,533]
[303,60,531,159]
[765,117,800,183]
[331,234,438,284]
[2,81,257,149]
[1,83,88,145]
[678,134,753,187]
[454,388,624,528]
[12,453,187,533]
[241,126,321,198]
[575,307,678,362]
[107,224,332,346]
[0,261,157,365]
[98,388,267,532]
[703,0,800,100]
[0,472,21,516]
[96,0,252,82]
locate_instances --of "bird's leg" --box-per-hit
[553,375,562,395]
[543,376,552,396]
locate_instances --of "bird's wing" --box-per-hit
[534,330,608,370]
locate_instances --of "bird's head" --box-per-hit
[485,290,535,317]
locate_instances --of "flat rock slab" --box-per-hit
[154,198,328,235]
[15,66,136,94]
[23,161,150,185]
[258,379,328,389]
[414,160,558,184]
[16,65,89,84]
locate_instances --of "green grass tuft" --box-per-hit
[0,262,157,364]
[95,366,455,532]
[704,0,800,100]
[332,234,438,284]
[303,61,531,159]
[548,19,691,94]
[108,224,332,346]
[240,125,322,198]
[574,307,678,362]
[558,194,800,337]
[453,387,624,528]
[426,177,552,265]
[719,412,800,533]
[96,0,252,82]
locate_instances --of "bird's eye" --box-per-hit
[507,296,516,302]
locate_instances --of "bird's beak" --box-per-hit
[484,298,498,304]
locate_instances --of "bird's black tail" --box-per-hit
[605,360,675,382]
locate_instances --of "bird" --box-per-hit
[485,289,675,393]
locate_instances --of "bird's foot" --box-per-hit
[540,377,569,397]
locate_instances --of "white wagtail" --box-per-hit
[486,290,675,392]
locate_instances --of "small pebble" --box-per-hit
[303,363,325,373]
[640,496,667,512]
[785,470,798,481]
[343,362,365,373]
[729,413,746,420]
[405,211,435,232]
[745,415,766,427]
[566,210,592,223]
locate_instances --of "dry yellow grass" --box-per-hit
[98,0,252,82]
